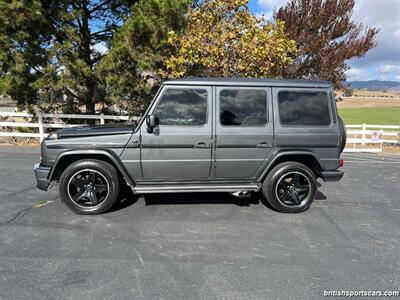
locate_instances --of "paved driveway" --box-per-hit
[0,146,399,299]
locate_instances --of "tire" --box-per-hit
[59,159,120,215]
[262,162,317,213]
[338,116,347,153]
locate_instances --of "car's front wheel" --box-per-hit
[262,162,317,213]
[59,159,120,214]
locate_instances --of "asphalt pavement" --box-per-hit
[0,146,399,299]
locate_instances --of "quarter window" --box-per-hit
[278,91,331,126]
[153,88,208,125]
[220,89,267,126]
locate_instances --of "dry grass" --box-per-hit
[337,97,400,108]
[352,90,400,97]
[0,136,39,146]
[382,145,400,154]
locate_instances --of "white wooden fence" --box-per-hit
[0,111,138,141]
[344,124,399,153]
[0,111,399,153]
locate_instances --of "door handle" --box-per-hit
[195,142,210,148]
[256,142,271,148]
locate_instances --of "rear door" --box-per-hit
[140,85,212,180]
[215,86,273,179]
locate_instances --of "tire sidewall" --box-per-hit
[59,160,119,214]
[263,162,317,213]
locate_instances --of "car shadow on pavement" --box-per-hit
[143,192,260,207]
[108,185,140,212]
[110,186,327,212]
[315,191,328,201]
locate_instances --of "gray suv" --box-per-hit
[34,78,345,214]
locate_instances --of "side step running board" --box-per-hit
[132,184,261,194]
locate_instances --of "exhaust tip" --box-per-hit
[231,191,252,198]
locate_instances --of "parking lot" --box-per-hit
[0,146,399,299]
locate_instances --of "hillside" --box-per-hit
[347,80,400,90]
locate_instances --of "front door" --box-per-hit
[140,85,212,180]
[215,86,273,179]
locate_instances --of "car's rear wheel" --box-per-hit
[59,159,120,214]
[262,162,317,213]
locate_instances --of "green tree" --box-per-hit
[344,88,354,97]
[98,0,190,114]
[0,0,137,113]
[163,0,297,78]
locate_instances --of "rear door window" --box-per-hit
[278,91,331,126]
[220,89,267,126]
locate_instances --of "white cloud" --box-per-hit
[255,0,400,80]
[257,0,288,9]
[257,0,288,19]
[394,28,400,39]
[377,64,400,73]
[345,0,400,80]
[346,68,364,80]
[395,75,400,81]
[349,0,400,69]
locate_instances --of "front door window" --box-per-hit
[153,89,208,126]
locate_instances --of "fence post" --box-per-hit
[361,123,366,145]
[37,112,44,142]
[100,113,105,125]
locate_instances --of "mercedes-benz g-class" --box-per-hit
[34,78,345,214]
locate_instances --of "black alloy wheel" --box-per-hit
[262,162,317,213]
[67,169,109,208]
[275,171,311,206]
[59,159,120,214]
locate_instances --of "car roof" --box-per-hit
[164,77,332,88]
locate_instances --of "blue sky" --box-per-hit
[248,0,400,82]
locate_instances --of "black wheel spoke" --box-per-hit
[73,190,86,202]
[71,177,85,189]
[89,172,96,184]
[292,173,300,185]
[290,190,301,205]
[295,185,309,193]
[88,191,98,205]
[95,184,107,193]
[279,189,289,201]
[283,192,294,204]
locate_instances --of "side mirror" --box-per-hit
[146,115,159,133]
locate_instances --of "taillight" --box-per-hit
[339,158,344,168]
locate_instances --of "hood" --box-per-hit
[56,124,134,139]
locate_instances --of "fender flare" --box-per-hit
[48,149,135,186]
[255,150,323,182]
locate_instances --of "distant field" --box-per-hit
[338,107,400,125]
[336,97,400,109]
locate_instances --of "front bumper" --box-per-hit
[34,163,51,191]
[320,170,344,182]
